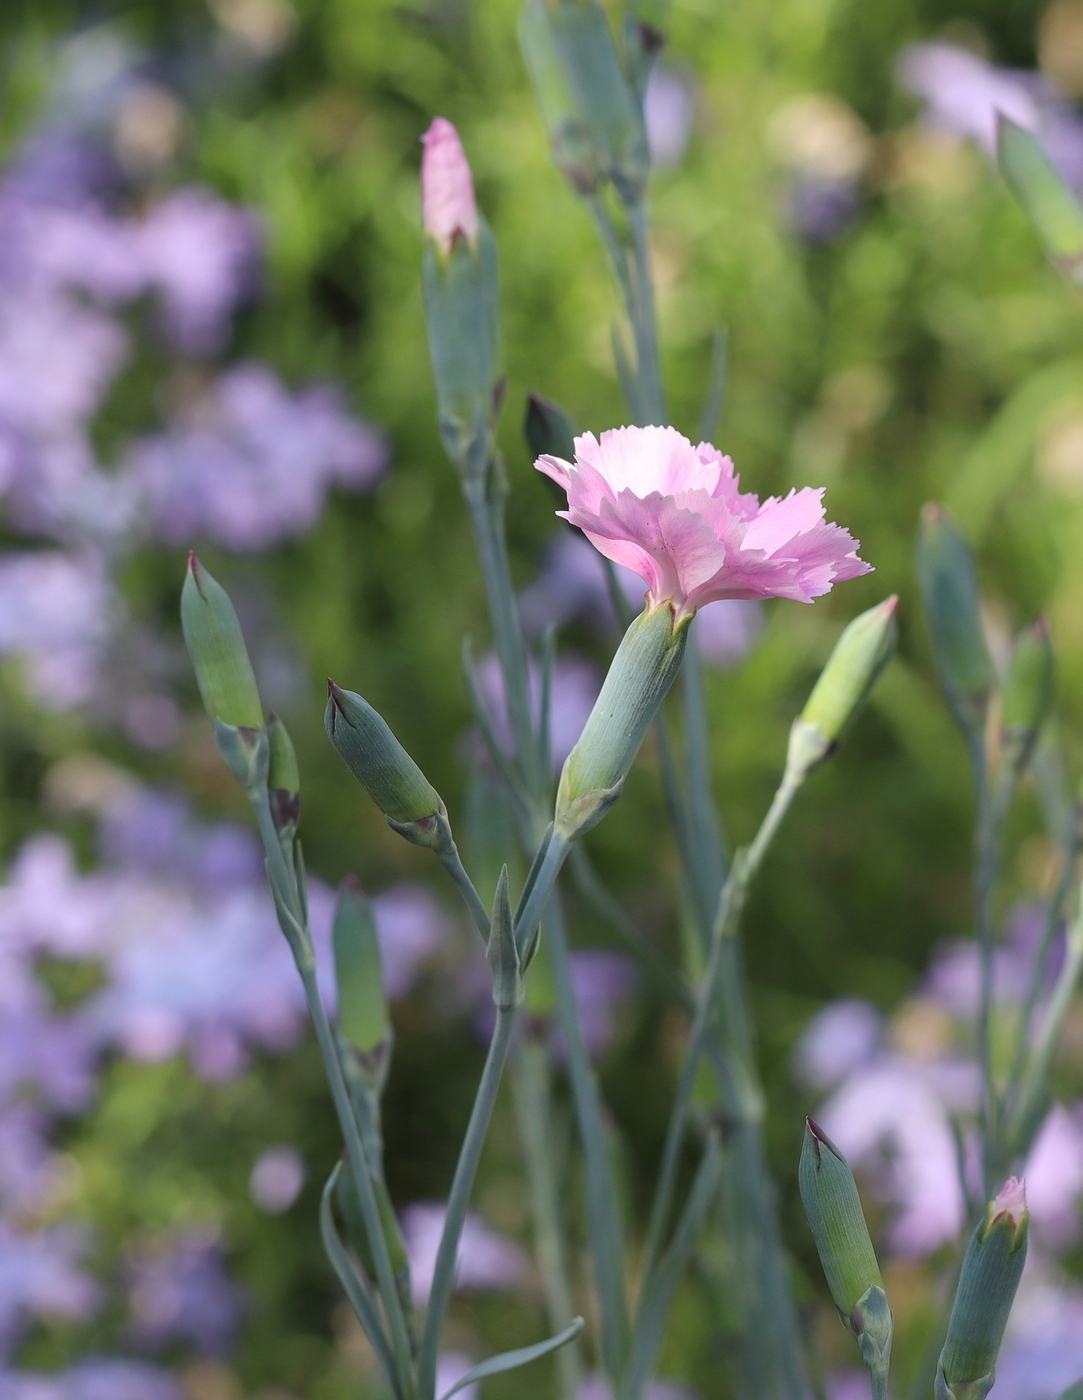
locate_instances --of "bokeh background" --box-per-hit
[1,0,1083,1395]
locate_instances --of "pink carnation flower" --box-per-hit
[535,425,871,622]
[420,118,478,257]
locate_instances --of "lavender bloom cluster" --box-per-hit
[0,773,451,1384]
[0,69,385,726]
[797,907,1083,1399]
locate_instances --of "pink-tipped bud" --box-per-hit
[991,1176,1027,1230]
[420,117,478,257]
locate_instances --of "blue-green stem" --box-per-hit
[512,1037,582,1400]
[970,743,1015,1192]
[545,888,631,1380]
[417,1005,518,1400]
[463,469,544,798]
[250,790,417,1399]
[1004,827,1079,1118]
[639,770,801,1292]
[1006,886,1083,1159]
[514,829,571,959]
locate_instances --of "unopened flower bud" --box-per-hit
[936,1178,1029,1400]
[520,0,648,199]
[916,505,993,735]
[487,866,523,1010]
[180,554,264,730]
[799,1120,889,1335]
[998,116,1083,287]
[333,877,392,1092]
[555,602,687,839]
[268,713,301,831]
[420,119,501,474]
[786,596,898,782]
[325,681,443,844]
[525,393,578,464]
[421,117,479,259]
[1000,618,1054,775]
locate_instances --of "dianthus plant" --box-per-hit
[181,9,1083,1400]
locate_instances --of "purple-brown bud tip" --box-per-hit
[421,117,479,258]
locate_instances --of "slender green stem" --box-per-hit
[545,890,631,1381]
[417,1006,518,1400]
[626,197,665,424]
[639,773,800,1291]
[1005,833,1078,1107]
[512,1039,582,1400]
[463,474,543,797]
[251,792,417,1396]
[1006,888,1083,1159]
[514,830,571,959]
[625,1132,723,1400]
[438,843,491,942]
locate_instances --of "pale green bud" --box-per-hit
[333,877,392,1091]
[1000,618,1054,775]
[487,866,522,1010]
[799,1119,886,1321]
[997,116,1083,286]
[520,0,648,199]
[555,602,688,839]
[786,596,898,782]
[916,505,993,735]
[422,221,501,477]
[325,682,443,843]
[267,713,301,831]
[936,1178,1029,1400]
[180,554,263,731]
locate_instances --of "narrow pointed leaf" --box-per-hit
[438,1318,585,1400]
[319,1164,398,1393]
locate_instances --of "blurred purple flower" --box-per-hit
[645,66,695,169]
[475,650,601,772]
[249,1145,305,1214]
[994,1260,1083,1400]
[0,1107,62,1213]
[581,1377,698,1400]
[0,552,115,708]
[1024,1104,1083,1246]
[435,1354,478,1400]
[128,363,387,550]
[137,189,260,353]
[126,1229,244,1355]
[400,1203,528,1306]
[925,905,1059,1019]
[99,788,262,892]
[0,1223,98,1360]
[788,175,861,242]
[0,1358,183,1400]
[793,998,883,1091]
[898,42,1083,188]
[94,883,307,1077]
[370,882,450,1000]
[816,1054,976,1254]
[563,951,639,1060]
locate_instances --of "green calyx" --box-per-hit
[787,595,898,781]
[180,554,264,731]
[937,1190,1029,1399]
[555,601,687,840]
[325,681,442,832]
